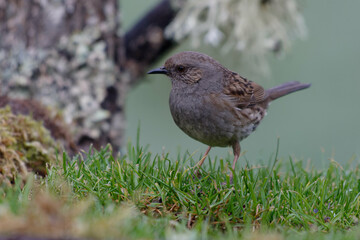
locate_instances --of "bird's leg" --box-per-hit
[229,142,241,183]
[194,146,212,176]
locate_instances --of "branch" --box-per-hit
[124,0,177,83]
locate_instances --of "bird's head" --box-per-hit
[147,51,224,87]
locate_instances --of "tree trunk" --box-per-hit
[0,0,177,153]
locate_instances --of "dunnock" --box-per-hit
[148,51,310,181]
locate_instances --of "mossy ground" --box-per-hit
[0,107,58,186]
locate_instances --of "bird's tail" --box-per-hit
[266,81,311,101]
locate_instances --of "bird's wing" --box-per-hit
[222,72,267,109]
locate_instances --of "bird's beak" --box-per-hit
[147,67,168,75]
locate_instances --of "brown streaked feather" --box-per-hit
[223,72,267,109]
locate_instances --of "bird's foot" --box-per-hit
[221,175,234,186]
[192,169,202,181]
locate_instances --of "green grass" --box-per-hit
[1,141,360,239]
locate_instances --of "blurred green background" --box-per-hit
[123,0,360,166]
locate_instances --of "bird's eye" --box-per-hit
[176,65,185,72]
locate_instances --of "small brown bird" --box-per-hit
[148,51,310,181]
